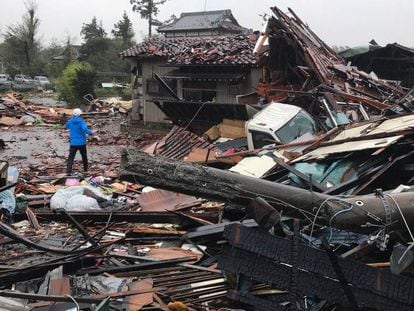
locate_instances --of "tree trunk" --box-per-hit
[119,149,414,233]
[148,0,152,37]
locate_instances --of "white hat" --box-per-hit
[73,108,82,116]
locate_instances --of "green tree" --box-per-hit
[112,11,135,46]
[130,0,167,37]
[80,17,107,42]
[80,17,111,66]
[57,62,96,106]
[79,16,130,74]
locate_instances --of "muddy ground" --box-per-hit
[1,116,165,178]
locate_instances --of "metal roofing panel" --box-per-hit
[294,136,403,161]
[370,115,414,134]
[138,189,199,212]
[331,123,373,141]
[331,114,414,142]
[150,126,218,160]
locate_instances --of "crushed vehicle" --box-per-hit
[246,102,321,149]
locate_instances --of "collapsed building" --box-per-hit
[118,5,414,311]
[340,42,414,87]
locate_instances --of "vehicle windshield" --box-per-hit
[250,130,276,149]
[275,110,319,144]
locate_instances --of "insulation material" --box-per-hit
[229,155,276,178]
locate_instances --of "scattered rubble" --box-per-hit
[1,5,414,311]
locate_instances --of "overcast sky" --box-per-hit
[0,0,413,48]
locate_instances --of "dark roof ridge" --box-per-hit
[179,9,230,17]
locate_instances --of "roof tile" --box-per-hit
[120,35,260,66]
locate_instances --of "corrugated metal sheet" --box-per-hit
[331,115,414,141]
[149,126,217,160]
[370,115,414,134]
[294,136,403,161]
[138,189,199,212]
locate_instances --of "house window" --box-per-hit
[146,78,177,98]
[228,84,241,95]
[147,79,159,94]
[182,80,217,102]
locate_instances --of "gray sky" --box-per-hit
[0,0,413,48]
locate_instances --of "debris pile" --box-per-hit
[2,5,414,311]
[255,7,414,114]
[117,6,414,311]
[0,93,133,127]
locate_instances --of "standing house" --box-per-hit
[157,9,247,37]
[120,10,260,129]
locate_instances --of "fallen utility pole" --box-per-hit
[120,149,414,234]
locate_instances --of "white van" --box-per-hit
[246,102,319,150]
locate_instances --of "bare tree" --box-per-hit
[4,0,40,69]
[130,0,167,37]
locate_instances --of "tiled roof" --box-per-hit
[120,35,260,66]
[157,9,243,33]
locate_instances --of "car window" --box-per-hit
[250,130,276,149]
[275,110,319,144]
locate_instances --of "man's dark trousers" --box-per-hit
[67,145,88,175]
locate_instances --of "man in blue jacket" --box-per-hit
[66,108,93,175]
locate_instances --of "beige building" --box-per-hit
[120,10,260,128]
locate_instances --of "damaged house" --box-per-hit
[120,10,260,130]
[340,42,414,87]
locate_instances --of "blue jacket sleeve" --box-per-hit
[81,120,93,135]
